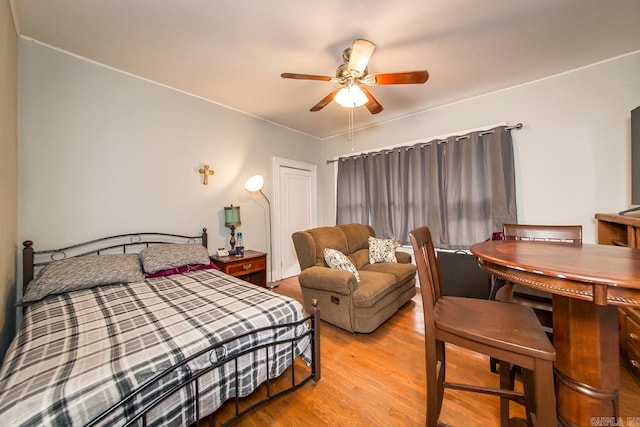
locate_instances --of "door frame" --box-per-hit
[272,157,317,281]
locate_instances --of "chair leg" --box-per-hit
[490,357,499,374]
[532,359,557,427]
[426,341,446,427]
[521,368,536,426]
[489,276,507,300]
[426,360,440,427]
[499,360,512,427]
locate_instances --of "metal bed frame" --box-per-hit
[21,228,321,426]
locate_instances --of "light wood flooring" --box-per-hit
[214,276,640,426]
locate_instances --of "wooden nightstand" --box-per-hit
[210,250,267,288]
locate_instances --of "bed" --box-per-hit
[0,229,320,426]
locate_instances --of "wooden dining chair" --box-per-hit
[490,223,582,374]
[409,226,556,427]
[495,224,583,331]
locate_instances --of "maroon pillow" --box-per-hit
[144,262,219,279]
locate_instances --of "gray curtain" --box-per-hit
[336,155,369,224]
[336,126,517,249]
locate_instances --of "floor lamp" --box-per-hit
[244,175,278,289]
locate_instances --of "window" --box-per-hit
[336,126,517,249]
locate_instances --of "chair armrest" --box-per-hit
[396,251,412,264]
[298,266,358,295]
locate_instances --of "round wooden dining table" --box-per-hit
[470,240,640,427]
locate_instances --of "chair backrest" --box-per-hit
[502,224,582,244]
[292,223,376,271]
[409,226,442,333]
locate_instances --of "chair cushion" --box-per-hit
[361,262,416,286]
[337,223,374,254]
[350,248,371,270]
[434,296,555,361]
[306,226,349,266]
[352,271,397,308]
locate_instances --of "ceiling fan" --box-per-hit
[281,39,429,114]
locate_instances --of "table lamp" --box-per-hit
[224,205,241,254]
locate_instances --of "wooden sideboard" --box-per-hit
[619,306,640,384]
[595,212,640,385]
[595,212,640,247]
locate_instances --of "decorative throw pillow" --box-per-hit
[368,237,398,264]
[22,253,144,303]
[139,243,211,274]
[144,261,219,279]
[324,248,360,282]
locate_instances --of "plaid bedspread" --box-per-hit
[0,269,311,426]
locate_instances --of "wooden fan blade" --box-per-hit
[368,70,429,85]
[360,86,384,114]
[310,88,341,112]
[281,73,332,82]
[347,39,375,77]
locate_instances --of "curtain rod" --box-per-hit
[326,123,523,164]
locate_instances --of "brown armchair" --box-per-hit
[292,223,416,333]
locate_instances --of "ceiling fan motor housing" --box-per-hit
[336,63,368,80]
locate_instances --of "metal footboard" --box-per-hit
[87,300,320,427]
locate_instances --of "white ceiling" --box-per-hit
[11,0,640,140]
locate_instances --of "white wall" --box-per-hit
[18,39,321,261]
[320,52,640,244]
[17,39,640,256]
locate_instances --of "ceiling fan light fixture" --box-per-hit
[334,85,368,108]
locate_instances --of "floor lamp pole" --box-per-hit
[259,189,278,289]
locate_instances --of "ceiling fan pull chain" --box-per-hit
[348,107,354,148]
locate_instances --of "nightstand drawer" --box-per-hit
[210,250,268,288]
[227,258,266,276]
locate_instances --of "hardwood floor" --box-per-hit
[215,277,640,426]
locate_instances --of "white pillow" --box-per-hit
[368,237,398,264]
[324,248,360,282]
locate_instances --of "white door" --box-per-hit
[273,158,317,280]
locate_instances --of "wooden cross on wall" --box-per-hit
[198,164,215,185]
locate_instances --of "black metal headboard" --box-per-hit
[23,228,208,292]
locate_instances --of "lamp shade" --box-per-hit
[224,205,241,227]
[244,175,265,192]
[334,85,368,108]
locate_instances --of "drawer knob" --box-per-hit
[630,333,639,342]
[631,359,639,368]
[243,263,252,270]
